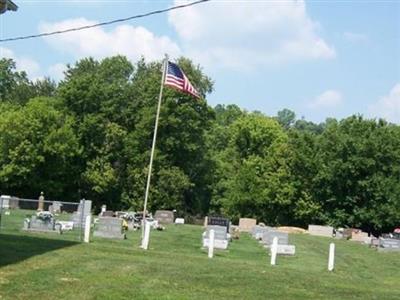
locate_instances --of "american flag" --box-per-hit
[164,61,200,98]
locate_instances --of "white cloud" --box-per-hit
[369,83,400,123]
[308,90,343,109]
[168,0,335,70]
[48,63,67,81]
[0,47,41,79]
[39,18,181,62]
[343,32,368,43]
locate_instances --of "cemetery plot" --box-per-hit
[0,196,90,242]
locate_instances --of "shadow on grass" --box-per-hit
[0,233,79,267]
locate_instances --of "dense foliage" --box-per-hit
[0,57,399,232]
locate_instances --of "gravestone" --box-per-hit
[154,210,174,224]
[351,229,369,243]
[57,221,74,231]
[335,228,352,239]
[115,211,127,218]
[71,199,92,227]
[93,217,125,239]
[262,231,289,246]
[102,210,114,217]
[238,218,257,232]
[268,245,296,255]
[0,195,10,209]
[208,216,230,232]
[8,196,19,209]
[24,215,61,234]
[175,218,185,224]
[252,225,273,240]
[52,201,62,213]
[378,238,400,252]
[308,225,334,237]
[202,225,229,249]
[37,192,45,211]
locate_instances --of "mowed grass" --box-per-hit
[0,218,400,300]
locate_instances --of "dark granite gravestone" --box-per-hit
[154,210,174,224]
[208,216,230,232]
[93,217,125,239]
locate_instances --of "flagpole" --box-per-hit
[141,54,168,244]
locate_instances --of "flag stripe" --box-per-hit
[164,61,200,98]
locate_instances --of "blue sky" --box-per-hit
[1,0,399,123]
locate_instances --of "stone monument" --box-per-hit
[93,217,125,239]
[154,210,174,224]
[238,218,257,232]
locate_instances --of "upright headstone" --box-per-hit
[72,199,92,227]
[208,229,215,258]
[52,201,62,214]
[141,221,151,250]
[378,238,400,252]
[102,211,114,217]
[93,217,125,239]
[0,195,10,209]
[208,216,230,232]
[238,218,257,232]
[308,225,334,237]
[37,192,45,211]
[350,229,369,243]
[101,205,106,216]
[270,237,278,265]
[328,243,335,271]
[203,216,208,228]
[202,225,229,250]
[262,231,289,246]
[154,210,174,224]
[252,225,273,240]
[84,215,91,243]
[8,196,19,209]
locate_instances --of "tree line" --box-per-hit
[1,56,399,232]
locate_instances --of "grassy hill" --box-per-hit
[0,223,399,299]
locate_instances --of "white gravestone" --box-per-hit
[141,221,151,250]
[175,218,185,224]
[202,225,229,250]
[276,245,296,255]
[270,237,278,265]
[57,221,74,231]
[84,215,91,243]
[328,243,335,271]
[0,195,10,209]
[208,229,215,258]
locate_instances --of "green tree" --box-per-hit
[0,97,81,199]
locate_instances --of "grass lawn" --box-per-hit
[0,218,399,300]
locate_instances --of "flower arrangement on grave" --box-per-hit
[36,211,54,222]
